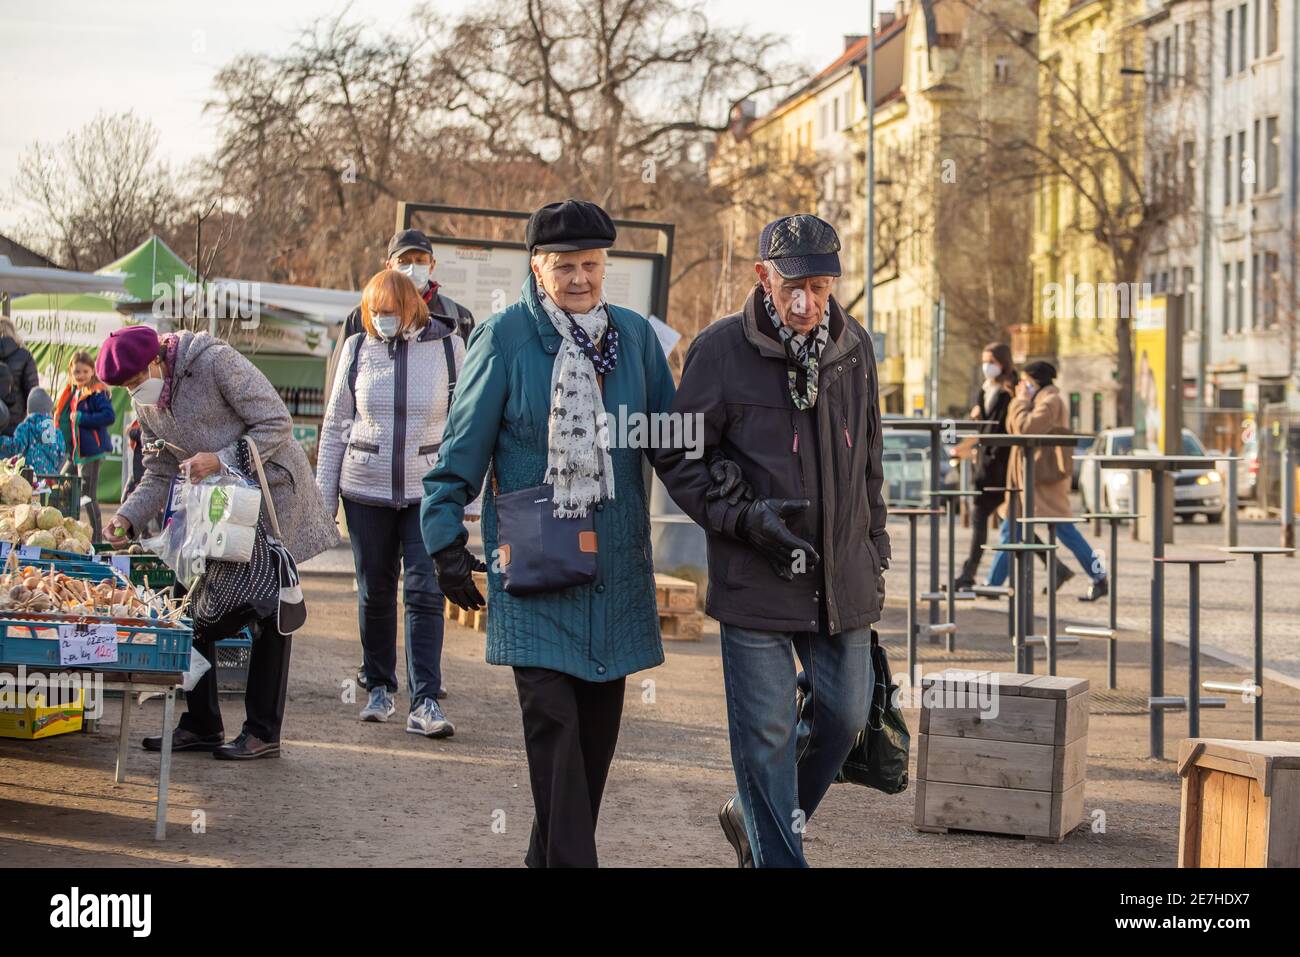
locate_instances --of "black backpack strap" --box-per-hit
[442,336,457,411]
[346,334,363,405]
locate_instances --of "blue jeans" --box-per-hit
[718,623,873,867]
[343,499,445,707]
[987,517,1106,586]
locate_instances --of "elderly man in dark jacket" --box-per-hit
[657,214,890,868]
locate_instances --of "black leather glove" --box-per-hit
[737,497,820,582]
[433,543,488,610]
[705,451,755,507]
[875,556,890,608]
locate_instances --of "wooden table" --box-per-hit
[0,664,181,839]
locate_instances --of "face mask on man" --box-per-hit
[396,262,430,290]
[982,362,1001,380]
[373,314,401,340]
[131,369,164,408]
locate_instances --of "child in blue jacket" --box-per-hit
[0,387,66,475]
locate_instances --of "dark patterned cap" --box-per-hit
[758,214,842,279]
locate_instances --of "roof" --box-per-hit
[0,233,58,269]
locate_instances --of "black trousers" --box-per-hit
[512,667,625,868]
[958,497,1000,584]
[178,615,291,742]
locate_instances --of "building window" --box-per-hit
[994,55,1012,83]
[1219,266,1230,332]
[1174,24,1182,83]
[832,98,840,132]
[1238,4,1248,73]
[1253,119,1262,194]
[1183,266,1196,333]
[1263,251,1280,326]
[1162,36,1172,91]
[1238,130,1248,204]
[1253,0,1262,59]
[1264,116,1280,190]
[1223,135,1233,207]
[1250,253,1260,330]
[1182,140,1196,206]
[1225,9,1234,76]
[1186,21,1197,79]
[1236,259,1245,334]
[1266,0,1279,54]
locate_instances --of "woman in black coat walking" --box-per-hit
[954,342,1015,590]
[0,319,39,437]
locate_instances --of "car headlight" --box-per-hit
[1196,473,1221,485]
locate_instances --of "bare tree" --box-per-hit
[8,112,179,270]
[951,0,1203,425]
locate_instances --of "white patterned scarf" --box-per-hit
[537,286,615,517]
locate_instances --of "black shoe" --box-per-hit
[142,729,223,752]
[953,577,975,592]
[1041,565,1075,594]
[1079,577,1108,603]
[213,731,280,760]
[718,796,754,868]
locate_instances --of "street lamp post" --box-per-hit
[864,0,876,337]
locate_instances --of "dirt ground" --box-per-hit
[3,563,1299,868]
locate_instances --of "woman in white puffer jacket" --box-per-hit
[317,270,476,738]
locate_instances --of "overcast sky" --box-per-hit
[0,0,872,234]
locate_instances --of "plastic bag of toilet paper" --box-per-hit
[143,473,264,588]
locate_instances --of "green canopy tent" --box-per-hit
[8,236,195,501]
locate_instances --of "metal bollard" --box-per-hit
[1092,463,1103,536]
[1283,449,1295,552]
[1226,460,1238,548]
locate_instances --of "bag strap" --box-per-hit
[442,335,457,411]
[242,437,284,542]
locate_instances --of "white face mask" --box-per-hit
[373,314,401,340]
[131,373,164,408]
[982,362,1001,380]
[396,263,430,290]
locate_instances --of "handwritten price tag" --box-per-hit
[58,623,119,666]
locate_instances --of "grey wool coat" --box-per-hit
[117,331,339,562]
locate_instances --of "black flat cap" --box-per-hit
[758,214,842,279]
[387,228,433,259]
[526,200,617,252]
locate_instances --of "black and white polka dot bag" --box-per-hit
[192,438,303,635]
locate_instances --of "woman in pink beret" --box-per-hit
[98,325,338,760]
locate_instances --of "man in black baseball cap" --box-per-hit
[656,212,891,867]
[326,227,476,399]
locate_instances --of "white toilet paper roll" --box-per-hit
[209,523,256,562]
[221,486,263,527]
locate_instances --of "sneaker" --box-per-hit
[406,698,455,738]
[360,686,396,722]
[356,664,372,692]
[1041,565,1076,594]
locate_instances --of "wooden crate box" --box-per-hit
[1177,739,1300,868]
[915,670,1089,842]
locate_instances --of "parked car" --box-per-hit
[1078,427,1225,522]
[1070,435,1093,489]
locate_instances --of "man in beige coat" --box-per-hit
[985,361,1108,603]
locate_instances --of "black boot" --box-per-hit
[1079,577,1109,602]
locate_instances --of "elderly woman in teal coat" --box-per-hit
[421,200,676,868]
